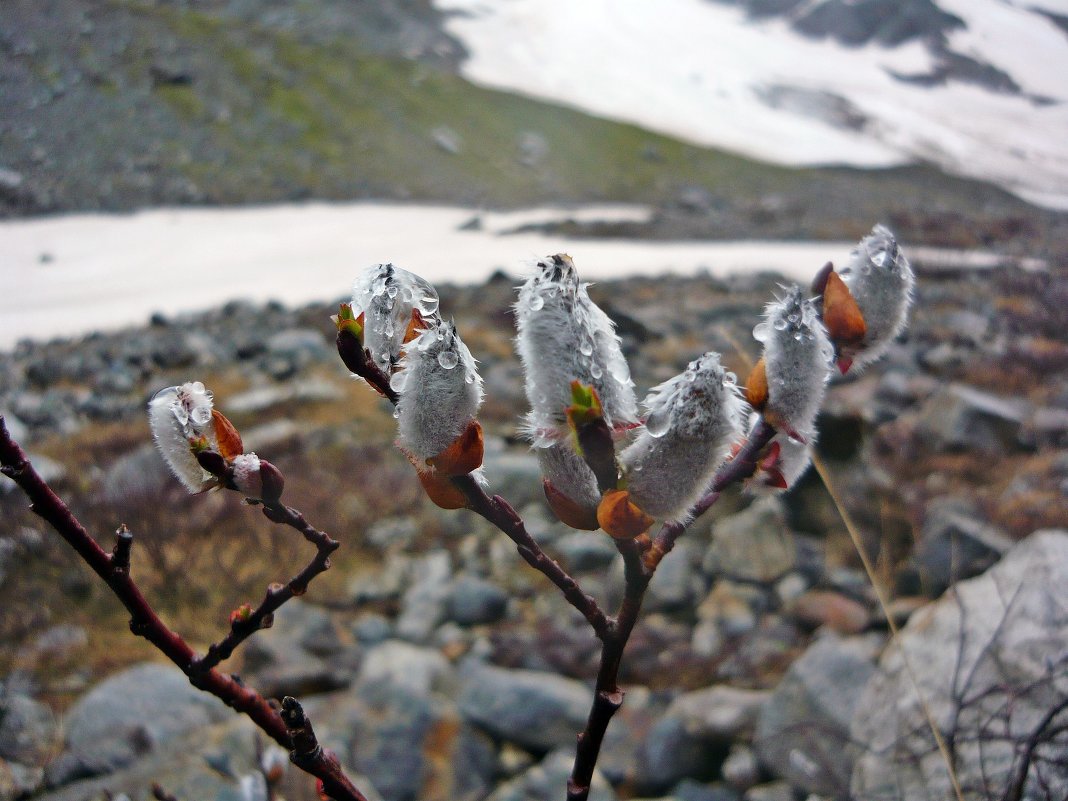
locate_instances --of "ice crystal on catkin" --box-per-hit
[621,353,747,521]
[838,225,914,371]
[396,320,483,463]
[752,286,833,437]
[352,263,440,373]
[515,254,637,445]
[148,381,219,493]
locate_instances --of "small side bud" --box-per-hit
[228,453,284,503]
[621,353,748,521]
[352,263,440,373]
[148,382,220,493]
[752,286,833,438]
[211,409,244,460]
[230,603,254,626]
[395,320,484,470]
[836,224,915,372]
[515,254,637,445]
[597,489,655,540]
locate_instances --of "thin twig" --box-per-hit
[193,501,340,673]
[452,474,611,636]
[0,415,369,801]
[567,538,649,801]
[282,696,370,801]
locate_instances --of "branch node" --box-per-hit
[111,524,134,573]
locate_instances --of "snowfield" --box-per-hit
[1,202,1034,349]
[434,0,1068,208]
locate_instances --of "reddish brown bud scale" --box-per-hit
[822,271,867,347]
[544,478,601,530]
[811,261,835,296]
[427,420,484,476]
[597,489,655,540]
[402,308,428,347]
[211,409,244,461]
[745,356,769,410]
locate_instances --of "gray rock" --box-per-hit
[481,444,543,509]
[240,600,351,697]
[447,574,510,626]
[396,551,453,642]
[486,748,614,801]
[645,541,701,613]
[0,693,58,765]
[666,686,771,742]
[352,613,393,646]
[721,744,760,791]
[458,662,591,753]
[0,760,44,801]
[223,379,342,414]
[743,781,793,801]
[632,713,724,794]
[675,779,743,801]
[557,532,618,573]
[704,498,796,583]
[913,495,1014,594]
[349,681,496,801]
[44,663,230,786]
[914,382,1028,452]
[851,530,1068,801]
[754,634,880,797]
[359,640,453,696]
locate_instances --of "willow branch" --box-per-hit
[282,696,371,801]
[192,501,340,673]
[0,415,368,801]
[451,474,610,636]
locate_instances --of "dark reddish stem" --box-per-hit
[451,474,611,637]
[575,417,620,495]
[566,417,778,801]
[192,501,340,673]
[567,538,649,801]
[0,416,368,801]
[282,696,371,801]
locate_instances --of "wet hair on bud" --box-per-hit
[752,285,833,438]
[148,381,220,493]
[352,263,440,373]
[837,225,915,371]
[395,320,483,464]
[515,254,637,446]
[621,353,747,521]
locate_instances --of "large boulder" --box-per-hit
[458,662,591,753]
[754,634,880,797]
[851,530,1068,800]
[44,663,230,786]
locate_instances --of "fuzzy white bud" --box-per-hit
[538,441,602,517]
[621,353,748,521]
[838,224,915,370]
[352,263,440,373]
[230,452,262,497]
[753,286,833,437]
[395,320,483,462]
[515,254,637,445]
[148,381,219,493]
